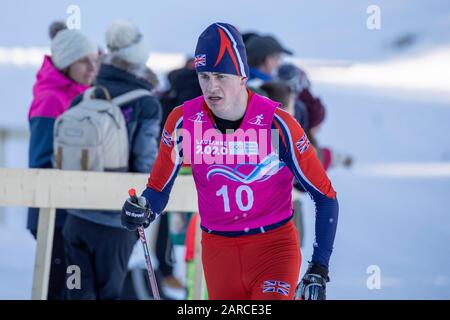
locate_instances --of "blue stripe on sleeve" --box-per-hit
[273,118,338,267]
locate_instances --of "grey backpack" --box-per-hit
[53,86,151,171]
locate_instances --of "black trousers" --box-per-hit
[62,215,138,300]
[156,213,174,277]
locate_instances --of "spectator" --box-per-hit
[27,21,98,300]
[260,81,295,115]
[245,34,292,89]
[278,63,353,170]
[62,20,162,299]
[159,57,202,128]
[241,31,259,45]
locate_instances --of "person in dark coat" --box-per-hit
[63,20,162,300]
[159,57,202,127]
[278,63,353,170]
[245,34,292,89]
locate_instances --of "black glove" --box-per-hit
[121,195,155,231]
[295,262,330,300]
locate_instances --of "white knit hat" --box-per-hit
[106,20,150,65]
[51,28,98,70]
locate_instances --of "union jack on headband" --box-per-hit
[262,280,291,296]
[194,54,207,67]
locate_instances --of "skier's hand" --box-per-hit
[295,262,329,300]
[121,193,155,231]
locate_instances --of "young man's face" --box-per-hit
[198,72,247,114]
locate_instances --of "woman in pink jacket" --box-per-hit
[27,21,98,299]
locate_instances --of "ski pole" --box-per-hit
[128,188,161,300]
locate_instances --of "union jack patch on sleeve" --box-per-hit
[162,129,173,147]
[296,133,311,154]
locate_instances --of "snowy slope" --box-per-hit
[299,84,450,299]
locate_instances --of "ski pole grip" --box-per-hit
[128,188,138,203]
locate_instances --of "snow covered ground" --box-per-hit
[0,0,449,299]
[300,84,450,299]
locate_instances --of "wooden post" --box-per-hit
[31,207,56,300]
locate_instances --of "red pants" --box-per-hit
[201,220,301,300]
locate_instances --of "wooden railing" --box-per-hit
[0,167,302,300]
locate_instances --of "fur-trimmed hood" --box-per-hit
[101,54,159,89]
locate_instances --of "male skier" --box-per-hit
[122,22,338,300]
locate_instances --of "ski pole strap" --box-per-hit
[200,215,292,237]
